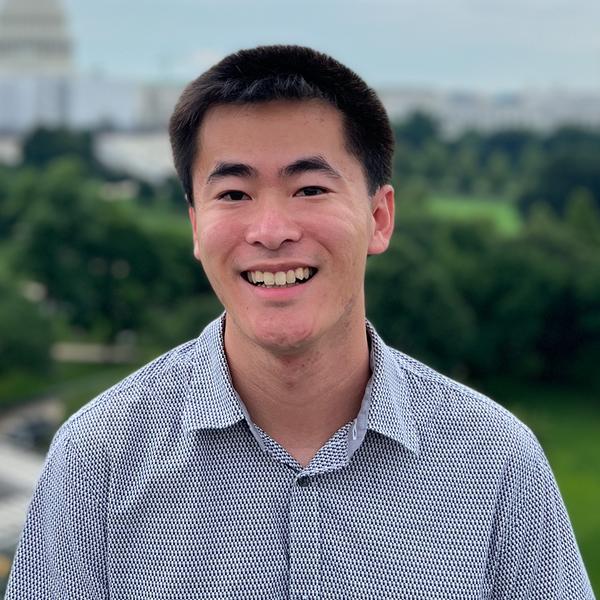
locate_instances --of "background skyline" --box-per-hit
[60,0,600,91]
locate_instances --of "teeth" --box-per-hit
[245,267,315,287]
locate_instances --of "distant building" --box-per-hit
[378,87,600,135]
[0,0,73,130]
[1,0,600,181]
[0,0,179,133]
[0,0,73,76]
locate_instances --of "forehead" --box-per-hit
[195,99,352,168]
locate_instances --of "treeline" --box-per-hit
[367,206,600,386]
[1,118,600,406]
[393,112,600,215]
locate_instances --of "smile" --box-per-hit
[243,267,317,288]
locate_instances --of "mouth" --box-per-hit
[242,267,318,288]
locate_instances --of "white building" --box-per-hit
[1,0,600,179]
[0,0,181,134]
[0,0,73,76]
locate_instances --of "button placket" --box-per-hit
[288,475,320,600]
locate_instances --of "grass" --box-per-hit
[480,379,600,592]
[427,194,522,236]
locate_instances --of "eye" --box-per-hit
[217,190,250,201]
[295,186,328,197]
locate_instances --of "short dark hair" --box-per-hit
[169,45,394,205]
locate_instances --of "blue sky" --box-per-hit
[62,0,600,91]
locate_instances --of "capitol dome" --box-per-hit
[0,0,73,75]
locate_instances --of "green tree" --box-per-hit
[13,159,210,341]
[519,148,600,216]
[394,112,441,149]
[0,277,53,376]
[22,127,96,170]
[564,187,600,246]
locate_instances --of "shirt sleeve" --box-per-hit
[5,424,109,599]
[492,443,595,599]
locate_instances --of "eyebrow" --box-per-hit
[206,162,257,184]
[279,155,342,180]
[205,155,341,184]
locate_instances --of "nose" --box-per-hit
[244,198,302,250]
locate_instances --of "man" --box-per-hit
[7,45,594,599]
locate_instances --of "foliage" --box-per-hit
[0,277,53,378]
[22,127,97,171]
[391,115,600,213]
[367,207,600,390]
[8,158,210,342]
[519,148,600,216]
[1,120,600,396]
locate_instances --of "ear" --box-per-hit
[188,205,202,262]
[367,184,395,255]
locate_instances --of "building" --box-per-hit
[0,0,72,131]
[0,0,73,76]
[0,0,175,134]
[1,0,600,180]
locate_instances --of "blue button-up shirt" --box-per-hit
[7,316,594,599]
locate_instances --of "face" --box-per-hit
[189,99,394,355]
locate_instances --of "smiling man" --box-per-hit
[6,46,594,599]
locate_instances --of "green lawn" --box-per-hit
[428,194,522,236]
[480,380,600,592]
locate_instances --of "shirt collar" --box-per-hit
[363,321,420,455]
[182,314,246,431]
[182,314,420,455]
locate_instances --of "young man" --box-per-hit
[7,46,594,599]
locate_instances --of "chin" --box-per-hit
[249,316,317,355]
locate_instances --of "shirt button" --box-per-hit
[297,476,311,487]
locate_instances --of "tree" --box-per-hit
[14,158,211,341]
[22,127,96,170]
[0,277,53,376]
[564,188,600,246]
[519,148,600,216]
[394,112,441,149]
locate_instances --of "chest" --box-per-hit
[106,433,498,599]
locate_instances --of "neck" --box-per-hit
[224,314,371,467]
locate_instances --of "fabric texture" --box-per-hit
[6,315,594,599]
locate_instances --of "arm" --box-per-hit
[492,444,594,599]
[5,425,109,599]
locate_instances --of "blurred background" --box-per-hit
[0,0,599,593]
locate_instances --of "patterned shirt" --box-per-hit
[7,315,594,599]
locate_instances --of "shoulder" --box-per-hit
[53,336,201,461]
[387,344,542,470]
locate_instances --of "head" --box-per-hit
[169,45,395,357]
[169,45,394,205]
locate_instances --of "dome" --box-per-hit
[0,0,73,75]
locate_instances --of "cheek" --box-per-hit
[306,211,371,264]
[197,216,243,264]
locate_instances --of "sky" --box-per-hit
[60,0,600,92]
